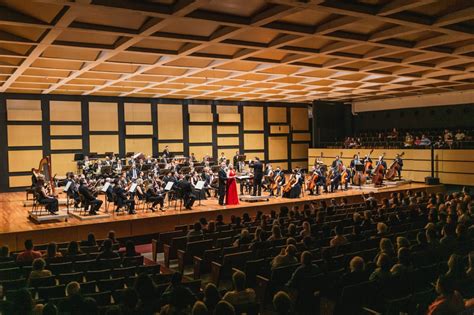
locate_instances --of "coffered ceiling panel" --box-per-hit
[0,0,472,103]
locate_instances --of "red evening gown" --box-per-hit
[225,170,239,205]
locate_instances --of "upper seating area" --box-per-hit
[1,189,474,314]
[323,127,474,149]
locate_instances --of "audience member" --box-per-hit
[16,239,42,263]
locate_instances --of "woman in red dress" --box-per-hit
[225,165,239,205]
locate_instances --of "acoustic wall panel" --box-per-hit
[50,101,81,121]
[89,135,119,154]
[270,125,290,134]
[291,107,309,131]
[7,125,42,147]
[291,143,309,159]
[126,125,153,135]
[245,152,264,160]
[50,125,82,136]
[9,176,32,188]
[219,113,241,123]
[6,99,42,121]
[244,134,264,150]
[217,125,239,134]
[189,125,212,143]
[267,107,287,123]
[271,162,288,171]
[189,146,213,161]
[217,149,238,163]
[124,102,151,122]
[218,137,239,146]
[8,150,43,172]
[158,104,183,140]
[51,153,76,176]
[126,138,152,156]
[293,133,311,141]
[244,106,264,130]
[189,105,211,113]
[268,137,288,160]
[217,105,238,113]
[89,102,118,131]
[189,113,213,122]
[50,139,82,150]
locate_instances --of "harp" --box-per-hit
[33,156,55,194]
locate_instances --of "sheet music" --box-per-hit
[129,183,138,193]
[101,182,110,192]
[63,181,72,192]
[237,175,251,180]
[195,180,205,190]
[164,181,174,191]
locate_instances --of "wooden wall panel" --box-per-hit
[89,102,118,131]
[49,101,81,121]
[217,125,239,134]
[291,107,309,131]
[244,133,264,150]
[189,125,212,143]
[50,125,82,136]
[6,99,41,121]
[217,137,239,146]
[217,105,238,113]
[7,125,42,147]
[158,104,183,140]
[270,125,289,134]
[126,138,152,156]
[50,139,82,150]
[90,135,119,154]
[8,150,43,172]
[293,133,311,141]
[268,107,287,123]
[189,113,213,122]
[244,106,263,130]
[245,151,264,160]
[124,102,151,122]
[9,175,32,188]
[291,143,309,159]
[158,143,183,153]
[292,161,308,170]
[189,105,211,113]
[189,145,213,161]
[51,153,76,176]
[219,113,240,123]
[126,125,153,135]
[268,137,288,160]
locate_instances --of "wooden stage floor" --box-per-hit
[0,182,443,251]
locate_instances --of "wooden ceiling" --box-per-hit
[0,0,473,103]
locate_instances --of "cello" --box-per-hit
[385,152,405,180]
[353,149,373,186]
[372,153,386,187]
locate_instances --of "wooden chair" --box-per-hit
[177,239,214,274]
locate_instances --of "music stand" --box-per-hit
[194,181,205,207]
[63,181,72,215]
[164,181,174,208]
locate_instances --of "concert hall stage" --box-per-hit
[0,182,443,251]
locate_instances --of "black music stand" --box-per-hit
[355,164,365,190]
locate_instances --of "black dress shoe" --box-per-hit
[129,211,137,215]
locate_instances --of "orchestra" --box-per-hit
[28,148,408,219]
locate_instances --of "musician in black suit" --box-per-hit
[128,165,139,181]
[233,151,240,171]
[162,146,171,160]
[249,157,263,196]
[394,154,403,179]
[179,175,195,210]
[113,180,135,214]
[218,163,227,205]
[78,179,102,215]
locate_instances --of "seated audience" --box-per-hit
[223,271,256,308]
[427,275,464,315]
[271,244,298,270]
[287,251,322,288]
[330,224,348,247]
[273,291,292,315]
[17,239,42,263]
[340,256,367,288]
[96,239,119,260]
[28,258,52,285]
[187,222,203,239]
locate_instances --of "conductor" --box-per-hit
[249,157,263,196]
[218,162,227,206]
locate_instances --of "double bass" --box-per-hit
[353,149,373,186]
[385,152,405,180]
[372,153,386,187]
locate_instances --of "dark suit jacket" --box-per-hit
[218,169,227,194]
[79,184,95,201]
[250,161,263,180]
